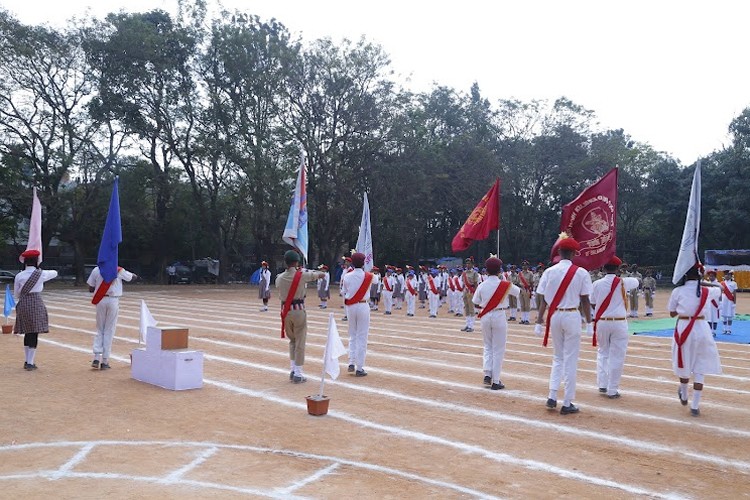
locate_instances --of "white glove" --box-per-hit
[585,323,594,335]
[534,323,543,337]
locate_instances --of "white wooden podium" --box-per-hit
[131,326,203,390]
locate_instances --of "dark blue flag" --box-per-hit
[97,177,122,283]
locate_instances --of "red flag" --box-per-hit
[451,179,500,253]
[551,168,618,270]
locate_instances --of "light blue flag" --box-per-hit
[4,284,15,318]
[97,177,122,283]
[282,155,309,262]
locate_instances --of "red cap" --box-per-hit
[21,249,40,259]
[261,261,268,266]
[351,252,366,267]
[371,266,380,272]
[607,255,622,267]
[558,237,580,251]
[485,257,503,274]
[318,264,328,271]
[344,257,352,263]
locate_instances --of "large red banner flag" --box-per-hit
[451,179,500,253]
[551,167,618,270]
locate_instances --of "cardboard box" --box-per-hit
[131,348,203,390]
[146,326,188,351]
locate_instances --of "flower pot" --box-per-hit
[305,395,330,416]
[1,324,13,334]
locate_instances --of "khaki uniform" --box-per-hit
[276,268,323,367]
[642,275,656,313]
[517,270,534,312]
[628,271,643,316]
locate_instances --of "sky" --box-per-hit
[2,0,749,165]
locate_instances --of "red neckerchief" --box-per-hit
[592,276,621,347]
[673,287,709,368]
[280,270,303,339]
[345,272,374,306]
[477,281,512,319]
[543,265,580,347]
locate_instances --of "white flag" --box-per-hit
[324,314,347,380]
[20,187,43,264]
[673,161,701,284]
[282,153,309,262]
[355,192,374,271]
[140,300,157,343]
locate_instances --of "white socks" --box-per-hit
[691,390,702,410]
[26,348,36,365]
[680,383,688,400]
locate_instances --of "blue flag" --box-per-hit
[4,284,15,318]
[97,177,122,283]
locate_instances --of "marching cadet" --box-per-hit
[461,258,480,332]
[369,266,381,310]
[517,261,535,325]
[453,268,465,317]
[404,270,419,316]
[258,261,272,311]
[447,268,457,313]
[704,269,720,335]
[342,252,374,377]
[317,264,330,309]
[473,256,521,390]
[418,266,428,308]
[394,267,405,310]
[627,264,643,318]
[340,255,353,321]
[439,265,449,306]
[719,270,738,335]
[381,266,395,315]
[507,265,519,321]
[642,269,657,317]
[426,268,441,318]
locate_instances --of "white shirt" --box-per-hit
[260,268,272,292]
[14,266,58,298]
[536,259,593,308]
[317,271,330,291]
[591,274,640,318]
[86,266,135,297]
[668,280,722,317]
[472,275,521,309]
[342,268,370,300]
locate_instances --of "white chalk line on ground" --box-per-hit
[43,304,750,418]
[34,333,750,479]
[22,338,685,499]
[45,298,750,390]
[0,441,502,499]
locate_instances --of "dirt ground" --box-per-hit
[0,282,748,499]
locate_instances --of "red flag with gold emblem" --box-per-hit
[551,167,618,270]
[451,179,500,252]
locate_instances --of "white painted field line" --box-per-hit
[49,443,95,480]
[276,463,340,496]
[47,299,750,387]
[0,440,502,499]
[161,446,218,484]
[37,333,750,475]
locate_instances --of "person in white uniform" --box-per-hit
[87,264,137,370]
[535,235,593,415]
[342,252,373,377]
[258,261,272,311]
[381,267,395,315]
[719,270,738,335]
[316,264,330,308]
[704,269,720,336]
[473,256,520,390]
[404,270,418,317]
[590,255,639,399]
[426,269,441,318]
[668,264,722,416]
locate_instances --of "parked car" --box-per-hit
[0,269,17,284]
[174,265,192,284]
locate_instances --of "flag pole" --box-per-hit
[496,177,501,256]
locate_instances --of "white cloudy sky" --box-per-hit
[3,0,749,165]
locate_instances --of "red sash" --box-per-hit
[345,272,374,306]
[592,276,621,347]
[462,271,476,293]
[92,266,123,305]
[454,276,464,291]
[673,287,709,369]
[405,279,417,296]
[518,272,531,292]
[383,276,393,292]
[280,270,303,339]
[543,265,579,347]
[428,276,439,295]
[721,282,735,302]
[477,281,512,319]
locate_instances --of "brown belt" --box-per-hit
[599,317,626,321]
[678,316,704,320]
[557,307,579,312]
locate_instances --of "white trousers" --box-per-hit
[93,296,119,359]
[347,303,370,369]
[382,291,393,313]
[428,292,440,316]
[481,310,508,384]
[405,293,416,315]
[548,311,582,405]
[595,320,629,395]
